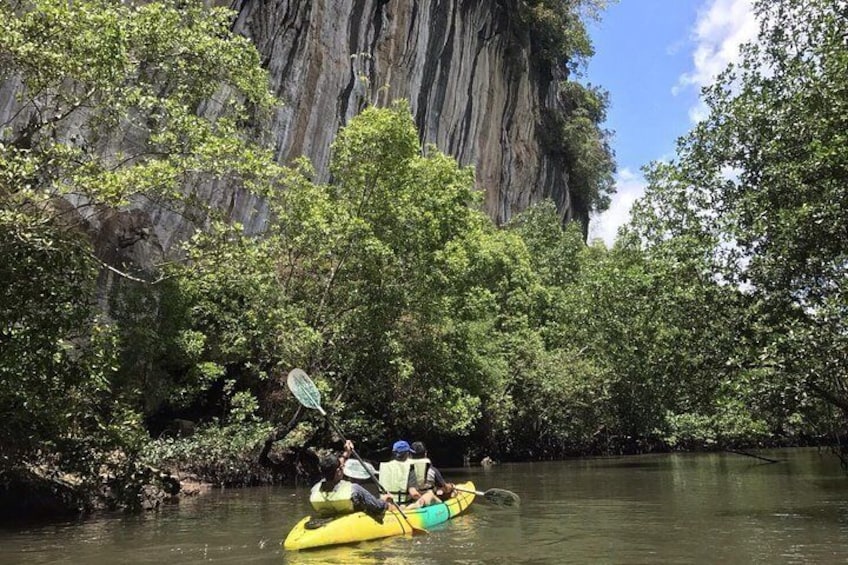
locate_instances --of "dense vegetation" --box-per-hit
[623,0,848,460]
[515,0,617,221]
[0,0,279,512]
[0,0,844,516]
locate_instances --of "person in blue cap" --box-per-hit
[378,440,440,507]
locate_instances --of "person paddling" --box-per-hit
[310,440,392,522]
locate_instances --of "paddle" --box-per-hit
[453,485,520,507]
[343,458,378,481]
[286,368,427,535]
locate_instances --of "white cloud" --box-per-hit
[588,168,647,247]
[590,1,758,247]
[688,100,710,123]
[675,0,757,120]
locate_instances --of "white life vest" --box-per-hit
[309,479,355,516]
[411,457,431,486]
[378,459,415,503]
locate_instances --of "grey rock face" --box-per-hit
[0,0,579,267]
[232,0,576,227]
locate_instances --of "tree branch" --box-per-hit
[258,405,302,469]
[91,253,173,285]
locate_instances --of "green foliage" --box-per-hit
[507,200,584,285]
[515,0,610,72]
[0,0,277,210]
[142,390,275,486]
[540,81,615,216]
[663,407,770,450]
[174,101,491,444]
[509,2,617,221]
[502,198,784,455]
[558,82,615,211]
[624,0,848,437]
[6,0,836,504]
[0,0,278,502]
[0,215,122,461]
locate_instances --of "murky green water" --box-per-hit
[2,448,848,564]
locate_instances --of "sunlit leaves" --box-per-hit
[516,0,610,71]
[622,0,848,439]
[0,0,277,213]
[0,0,278,492]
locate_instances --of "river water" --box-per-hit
[2,448,848,564]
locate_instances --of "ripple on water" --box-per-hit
[4,450,848,564]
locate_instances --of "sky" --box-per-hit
[585,0,758,246]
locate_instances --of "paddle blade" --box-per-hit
[483,488,520,507]
[287,368,323,412]
[343,459,378,481]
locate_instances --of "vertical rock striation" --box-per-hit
[232,0,578,228]
[0,0,583,265]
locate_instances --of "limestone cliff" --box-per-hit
[231,0,579,228]
[0,0,586,268]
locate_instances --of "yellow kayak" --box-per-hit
[283,481,476,550]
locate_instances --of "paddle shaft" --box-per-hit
[317,407,387,492]
[452,484,519,506]
[453,485,485,496]
[316,406,424,534]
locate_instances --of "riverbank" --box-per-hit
[0,463,212,524]
[3,431,839,525]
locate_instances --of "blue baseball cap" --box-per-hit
[392,440,412,453]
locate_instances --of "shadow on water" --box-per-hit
[585,459,668,470]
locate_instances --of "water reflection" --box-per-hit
[283,515,487,565]
[1,449,847,564]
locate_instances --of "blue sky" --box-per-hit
[585,0,757,245]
